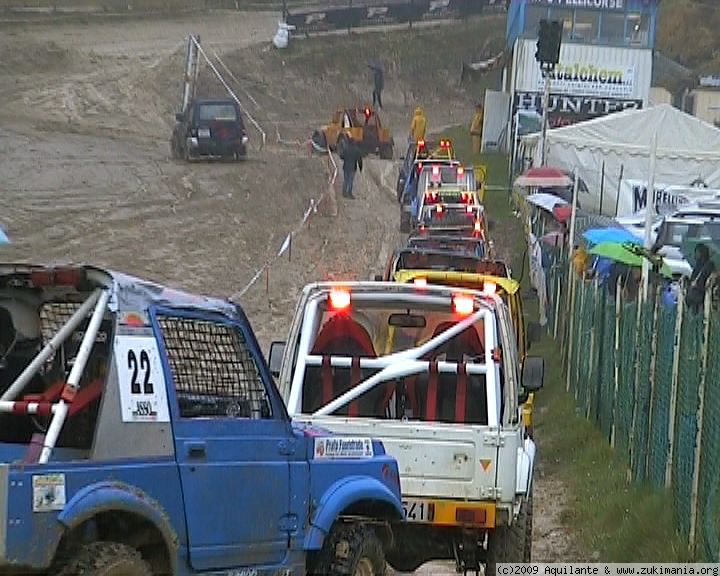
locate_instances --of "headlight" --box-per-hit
[242,135,249,144]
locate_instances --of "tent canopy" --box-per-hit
[521,105,720,216]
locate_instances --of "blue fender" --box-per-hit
[304,476,403,550]
[58,481,179,573]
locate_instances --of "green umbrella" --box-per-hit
[589,241,673,278]
[681,238,720,269]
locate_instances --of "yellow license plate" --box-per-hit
[401,497,496,527]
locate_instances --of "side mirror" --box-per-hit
[175,112,185,122]
[268,341,286,378]
[526,322,542,350]
[522,356,544,393]
[374,274,383,281]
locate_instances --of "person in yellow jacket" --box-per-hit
[409,106,427,143]
[470,103,484,154]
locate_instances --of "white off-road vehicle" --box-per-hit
[269,282,544,575]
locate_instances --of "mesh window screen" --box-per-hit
[158,316,271,419]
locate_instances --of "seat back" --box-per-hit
[425,322,486,423]
[303,316,378,416]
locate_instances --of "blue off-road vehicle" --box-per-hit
[0,263,403,575]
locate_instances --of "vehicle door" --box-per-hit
[152,309,292,572]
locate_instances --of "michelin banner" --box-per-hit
[617,179,720,216]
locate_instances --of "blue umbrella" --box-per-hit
[0,228,9,245]
[583,227,642,247]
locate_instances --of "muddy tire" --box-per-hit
[486,500,528,576]
[312,129,327,151]
[400,210,411,233]
[386,551,424,573]
[379,143,393,160]
[310,523,386,576]
[58,542,152,576]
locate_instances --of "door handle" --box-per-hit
[186,442,206,459]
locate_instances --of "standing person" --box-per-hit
[687,243,716,312]
[470,103,484,154]
[409,106,427,143]
[341,139,363,199]
[369,63,384,109]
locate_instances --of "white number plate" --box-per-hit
[402,498,434,523]
[198,128,211,138]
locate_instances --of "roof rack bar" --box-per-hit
[1,288,104,402]
[304,355,488,374]
[39,289,110,464]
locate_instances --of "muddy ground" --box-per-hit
[0,10,575,571]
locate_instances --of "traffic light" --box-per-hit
[535,19,562,67]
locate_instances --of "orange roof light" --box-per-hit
[329,288,351,310]
[453,295,475,316]
[418,139,426,148]
[414,277,428,287]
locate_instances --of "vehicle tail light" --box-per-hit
[364,108,371,118]
[455,507,488,526]
[329,288,351,310]
[418,139,425,148]
[31,267,85,287]
[414,277,427,287]
[432,166,440,176]
[474,220,482,233]
[452,295,474,315]
[417,162,423,173]
[457,166,464,176]
[436,204,444,215]
[466,204,473,214]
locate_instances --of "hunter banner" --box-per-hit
[513,91,642,128]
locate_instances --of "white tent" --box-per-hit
[521,105,720,217]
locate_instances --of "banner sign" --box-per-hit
[618,179,719,216]
[525,0,626,11]
[513,91,642,128]
[539,63,635,99]
[287,0,506,33]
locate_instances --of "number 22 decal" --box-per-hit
[127,349,154,394]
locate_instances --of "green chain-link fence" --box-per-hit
[697,306,720,560]
[541,241,719,558]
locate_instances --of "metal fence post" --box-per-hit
[666,286,685,488]
[574,277,587,401]
[628,295,644,482]
[586,280,599,419]
[689,284,713,553]
[565,271,577,393]
[611,276,622,449]
[645,286,662,479]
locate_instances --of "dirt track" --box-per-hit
[0,10,574,572]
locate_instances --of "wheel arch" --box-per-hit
[56,481,178,574]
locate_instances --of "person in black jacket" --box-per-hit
[687,243,716,312]
[341,139,363,199]
[369,63,384,109]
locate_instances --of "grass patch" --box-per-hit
[440,129,691,561]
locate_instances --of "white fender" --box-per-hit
[515,437,536,496]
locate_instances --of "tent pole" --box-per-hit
[568,170,579,252]
[641,133,658,302]
[614,164,624,217]
[599,160,605,216]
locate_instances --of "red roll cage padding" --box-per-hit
[21,378,104,417]
[311,316,377,415]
